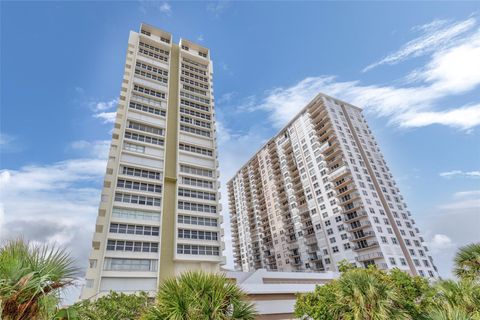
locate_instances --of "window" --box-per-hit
[112,207,160,221]
[128,121,164,136]
[106,240,158,253]
[179,143,213,157]
[178,188,215,201]
[180,99,209,112]
[114,192,161,207]
[124,142,145,153]
[117,179,162,193]
[124,131,164,146]
[129,101,166,116]
[178,229,218,241]
[133,84,166,99]
[178,215,217,227]
[180,106,210,120]
[104,258,157,271]
[121,166,162,180]
[180,124,211,137]
[178,201,216,213]
[177,244,219,256]
[180,164,213,177]
[182,177,213,189]
[138,42,169,62]
[109,223,159,236]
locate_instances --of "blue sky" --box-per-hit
[1,1,479,302]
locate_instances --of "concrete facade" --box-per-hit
[81,24,224,299]
[226,268,338,320]
[228,93,439,279]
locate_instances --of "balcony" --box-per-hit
[329,165,350,181]
[286,237,297,244]
[338,192,361,206]
[342,202,365,215]
[292,259,303,266]
[346,220,372,232]
[375,262,389,270]
[289,251,300,258]
[349,230,376,241]
[353,241,379,252]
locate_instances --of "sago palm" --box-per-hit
[330,269,410,320]
[142,271,256,320]
[0,239,78,320]
[454,243,480,282]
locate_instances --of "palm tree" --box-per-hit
[0,239,78,320]
[142,271,256,320]
[430,279,480,319]
[329,269,411,320]
[454,243,480,282]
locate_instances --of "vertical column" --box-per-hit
[340,104,417,275]
[159,44,180,282]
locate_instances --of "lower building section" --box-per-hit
[226,268,338,320]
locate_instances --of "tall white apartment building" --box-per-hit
[228,93,438,278]
[81,24,224,299]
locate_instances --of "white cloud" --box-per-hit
[89,98,118,123]
[93,111,117,123]
[93,98,118,112]
[245,26,480,130]
[453,190,480,198]
[418,190,480,278]
[217,91,237,104]
[364,16,476,71]
[397,104,480,129]
[158,2,171,14]
[0,133,23,153]
[440,170,480,178]
[438,189,480,211]
[138,1,172,15]
[70,140,110,159]
[428,234,454,253]
[206,1,231,17]
[0,141,109,304]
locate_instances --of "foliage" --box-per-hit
[454,243,480,282]
[296,267,410,320]
[430,279,480,320]
[0,239,78,320]
[385,268,435,320]
[72,291,151,320]
[141,271,257,320]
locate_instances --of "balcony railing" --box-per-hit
[348,230,375,241]
[329,165,350,181]
[353,241,379,252]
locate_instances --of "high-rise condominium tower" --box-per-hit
[228,93,438,278]
[81,24,224,300]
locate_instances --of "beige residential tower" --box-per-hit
[81,24,224,299]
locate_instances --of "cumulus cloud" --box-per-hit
[138,1,172,15]
[89,98,118,123]
[440,170,480,178]
[364,16,477,71]
[418,190,480,278]
[428,234,455,253]
[206,1,231,17]
[240,21,480,131]
[93,111,117,123]
[0,141,109,303]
